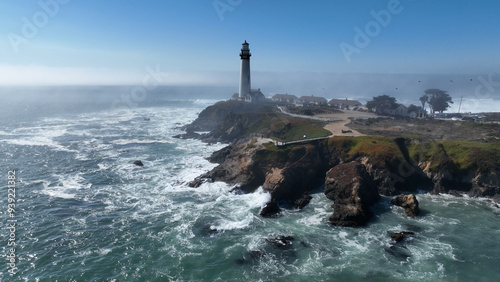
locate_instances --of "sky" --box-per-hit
[1,0,500,108]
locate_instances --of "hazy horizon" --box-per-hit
[1,0,499,113]
[1,75,498,113]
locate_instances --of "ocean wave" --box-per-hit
[112,139,171,145]
[40,173,92,199]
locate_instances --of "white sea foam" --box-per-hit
[4,135,78,153]
[97,162,113,171]
[41,173,92,199]
[0,130,15,135]
[192,99,223,107]
[210,213,255,231]
[42,187,77,199]
[112,139,171,145]
[210,187,271,231]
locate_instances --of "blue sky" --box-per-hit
[1,0,500,88]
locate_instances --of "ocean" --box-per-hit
[1,89,500,281]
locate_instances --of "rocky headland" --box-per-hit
[178,100,500,227]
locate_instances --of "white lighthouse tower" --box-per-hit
[238,40,251,98]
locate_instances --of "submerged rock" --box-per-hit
[172,130,201,140]
[392,194,420,217]
[133,160,144,167]
[384,245,411,261]
[324,162,380,227]
[266,235,294,248]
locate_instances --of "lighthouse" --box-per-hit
[238,40,251,98]
[232,41,264,102]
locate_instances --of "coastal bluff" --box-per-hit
[179,101,500,226]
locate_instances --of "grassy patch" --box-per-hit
[440,140,500,172]
[408,139,500,173]
[325,136,404,168]
[255,143,303,167]
[277,118,331,141]
[257,135,500,175]
[347,136,404,168]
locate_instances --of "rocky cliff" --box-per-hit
[190,135,499,226]
[176,100,331,144]
[181,101,500,226]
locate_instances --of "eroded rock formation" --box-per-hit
[392,194,420,217]
[324,162,380,226]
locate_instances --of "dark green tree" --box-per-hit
[407,104,419,113]
[422,89,453,114]
[366,95,398,114]
[419,95,428,110]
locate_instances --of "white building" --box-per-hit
[272,94,298,103]
[295,96,328,106]
[328,98,362,109]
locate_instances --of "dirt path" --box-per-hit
[317,110,379,137]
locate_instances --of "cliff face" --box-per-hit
[192,135,500,225]
[324,162,380,226]
[181,101,500,226]
[189,141,266,192]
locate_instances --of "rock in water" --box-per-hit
[324,162,380,227]
[293,194,312,209]
[260,200,281,217]
[390,231,415,243]
[266,235,294,248]
[133,160,144,167]
[392,194,420,217]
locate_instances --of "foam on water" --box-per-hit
[210,187,271,231]
[41,173,92,199]
[112,139,171,145]
[3,97,500,281]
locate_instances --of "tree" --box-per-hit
[419,95,428,110]
[421,89,453,115]
[407,104,419,113]
[366,95,397,114]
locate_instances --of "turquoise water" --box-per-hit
[1,93,499,281]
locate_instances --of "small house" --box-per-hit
[328,98,362,109]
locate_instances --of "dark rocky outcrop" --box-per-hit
[324,162,381,227]
[133,160,144,167]
[293,194,312,209]
[392,194,420,217]
[390,231,415,243]
[469,171,500,197]
[173,130,201,140]
[262,143,327,202]
[189,142,266,192]
[260,200,281,217]
[188,177,213,188]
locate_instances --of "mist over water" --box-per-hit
[2,77,499,114]
[0,88,499,281]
